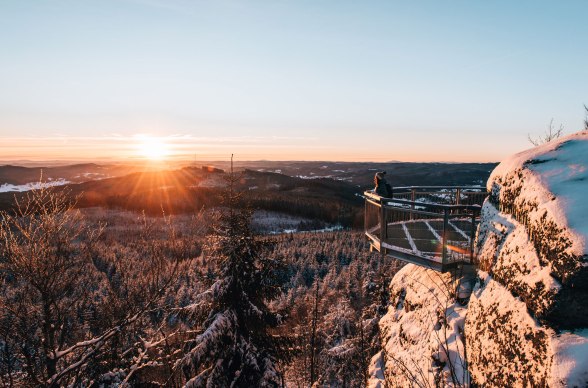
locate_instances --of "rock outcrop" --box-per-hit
[467,131,588,386]
[373,264,469,387]
[372,131,588,387]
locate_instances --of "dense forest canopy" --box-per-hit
[0,180,401,386]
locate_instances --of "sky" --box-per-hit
[1,0,587,163]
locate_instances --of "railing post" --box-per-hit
[456,188,461,206]
[379,198,386,255]
[410,189,415,220]
[469,209,477,264]
[364,197,368,235]
[442,208,449,266]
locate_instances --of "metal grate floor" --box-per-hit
[382,218,474,262]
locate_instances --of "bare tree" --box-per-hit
[528,119,564,146]
[309,278,320,385]
[0,183,183,387]
[0,184,100,386]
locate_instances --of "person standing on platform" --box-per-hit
[374,171,392,197]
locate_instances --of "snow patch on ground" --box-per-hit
[251,210,342,234]
[73,172,110,180]
[295,174,352,181]
[0,178,71,192]
[551,329,588,387]
[196,175,224,188]
[367,351,385,388]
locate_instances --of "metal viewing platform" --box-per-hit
[364,186,487,272]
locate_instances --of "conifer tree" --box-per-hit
[178,156,289,387]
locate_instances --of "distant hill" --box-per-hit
[0,166,362,225]
[0,160,496,188]
[0,161,496,228]
[0,163,144,185]
[194,161,497,187]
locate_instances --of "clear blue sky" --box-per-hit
[1,0,587,162]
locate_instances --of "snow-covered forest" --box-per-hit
[3,0,588,385]
[2,132,587,387]
[0,175,400,387]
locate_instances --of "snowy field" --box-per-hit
[0,178,70,193]
[251,210,342,234]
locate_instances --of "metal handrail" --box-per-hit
[390,185,486,191]
[364,191,484,210]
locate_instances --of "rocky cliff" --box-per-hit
[369,265,470,387]
[370,131,588,387]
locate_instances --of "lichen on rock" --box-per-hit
[466,272,552,387]
[372,131,588,388]
[479,132,588,329]
[468,131,588,386]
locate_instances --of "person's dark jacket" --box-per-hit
[374,172,392,197]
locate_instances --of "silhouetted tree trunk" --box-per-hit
[310,278,320,384]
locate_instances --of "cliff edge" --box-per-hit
[468,131,588,386]
[371,131,588,387]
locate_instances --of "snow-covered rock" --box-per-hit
[469,131,588,386]
[480,130,588,327]
[373,131,588,387]
[466,271,553,386]
[368,351,386,388]
[375,264,469,387]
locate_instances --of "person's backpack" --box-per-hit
[385,182,393,197]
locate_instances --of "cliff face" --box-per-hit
[372,132,588,387]
[479,132,588,328]
[468,131,588,387]
[372,265,469,387]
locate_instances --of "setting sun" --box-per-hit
[137,136,169,160]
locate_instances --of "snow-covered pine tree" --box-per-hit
[178,156,289,387]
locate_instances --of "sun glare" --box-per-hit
[137,137,169,160]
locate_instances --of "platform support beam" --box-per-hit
[442,209,449,266]
[379,198,387,256]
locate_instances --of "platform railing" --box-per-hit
[365,186,487,272]
[388,186,488,206]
